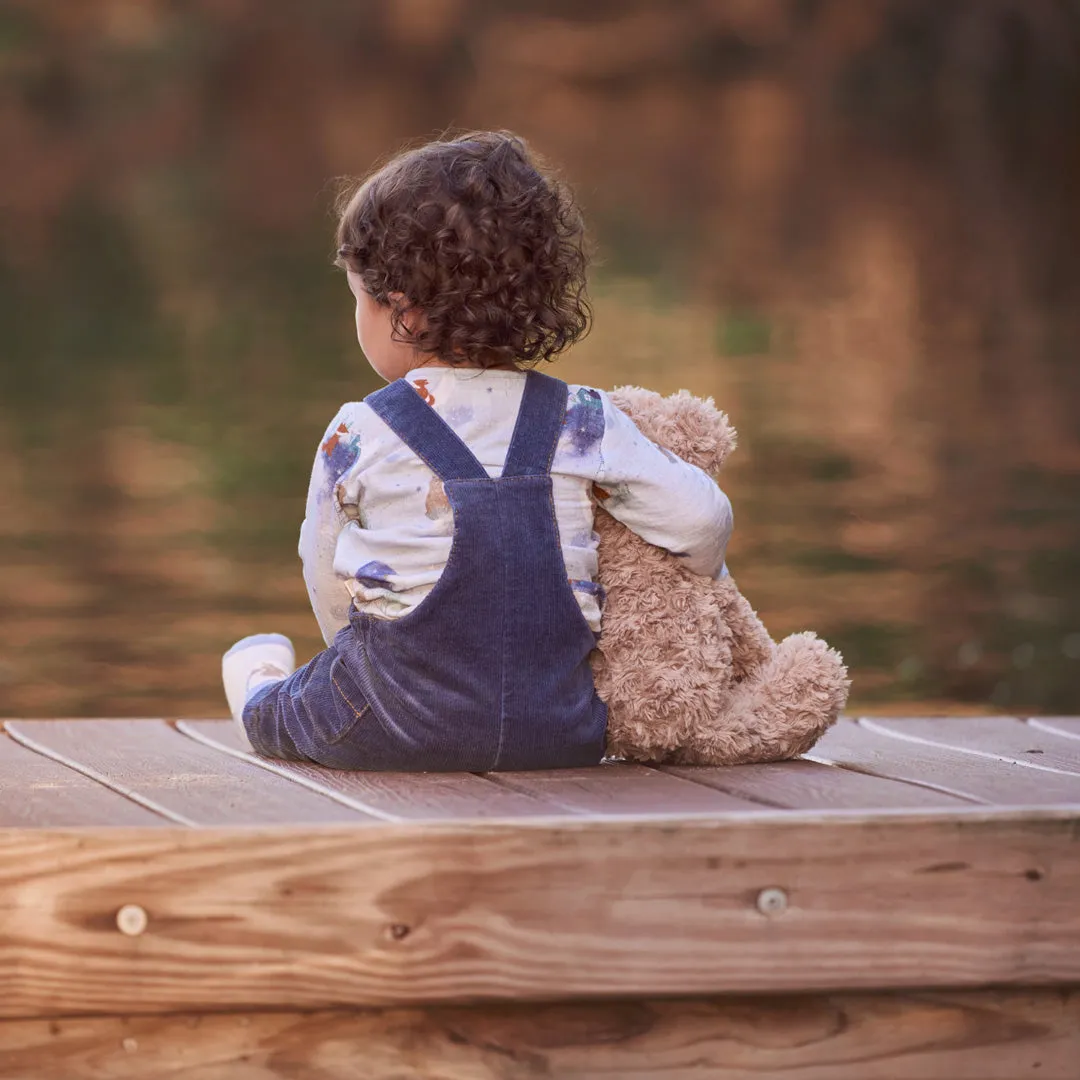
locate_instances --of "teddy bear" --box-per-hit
[590,386,850,765]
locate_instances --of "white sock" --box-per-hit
[222,633,296,733]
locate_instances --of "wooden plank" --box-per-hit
[4,720,373,827]
[178,720,560,822]
[2,989,1078,1079]
[1030,716,1080,741]
[865,716,1080,776]
[1,812,1076,1016]
[807,719,1080,805]
[0,728,167,828]
[664,758,974,811]
[487,763,765,814]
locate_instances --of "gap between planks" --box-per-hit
[178,719,574,822]
[1030,717,1080,742]
[182,719,986,818]
[8,716,1079,828]
[862,716,1080,777]
[179,719,778,820]
[0,724,169,828]
[4,720,371,827]
[806,718,1080,806]
[3,715,964,828]
[3,721,198,827]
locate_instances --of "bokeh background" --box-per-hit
[1,0,1078,718]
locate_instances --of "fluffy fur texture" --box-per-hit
[591,387,850,765]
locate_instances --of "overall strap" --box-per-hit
[366,379,488,482]
[501,371,569,478]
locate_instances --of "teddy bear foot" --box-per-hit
[669,631,850,767]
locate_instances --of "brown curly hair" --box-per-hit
[334,131,591,369]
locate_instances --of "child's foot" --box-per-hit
[222,633,296,732]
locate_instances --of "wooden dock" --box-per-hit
[1,716,1078,1078]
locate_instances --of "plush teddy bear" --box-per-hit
[590,386,850,765]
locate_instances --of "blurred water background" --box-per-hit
[1,0,1078,718]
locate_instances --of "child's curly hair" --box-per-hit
[335,131,591,369]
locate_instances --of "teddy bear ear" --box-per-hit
[611,385,737,473]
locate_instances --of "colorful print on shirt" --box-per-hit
[425,478,452,524]
[412,378,436,406]
[564,387,604,455]
[321,423,361,484]
[354,560,396,588]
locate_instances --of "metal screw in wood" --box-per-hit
[116,904,148,936]
[756,887,788,916]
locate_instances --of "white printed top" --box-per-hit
[299,366,733,645]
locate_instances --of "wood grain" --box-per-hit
[177,720,558,821]
[808,719,1080,805]
[2,989,1077,1079]
[865,716,1080,776]
[663,758,974,810]
[1,812,1077,1017]
[3,720,373,827]
[486,763,764,814]
[0,729,166,828]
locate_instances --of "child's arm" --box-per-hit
[298,404,362,646]
[594,393,733,577]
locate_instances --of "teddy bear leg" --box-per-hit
[672,632,849,766]
[722,586,773,684]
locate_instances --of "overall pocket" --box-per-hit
[317,652,372,746]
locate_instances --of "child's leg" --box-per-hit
[222,634,296,725]
[221,634,301,754]
[222,630,372,765]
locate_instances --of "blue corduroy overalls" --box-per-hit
[243,370,609,771]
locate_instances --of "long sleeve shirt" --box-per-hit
[299,366,732,645]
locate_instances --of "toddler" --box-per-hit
[222,131,732,771]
